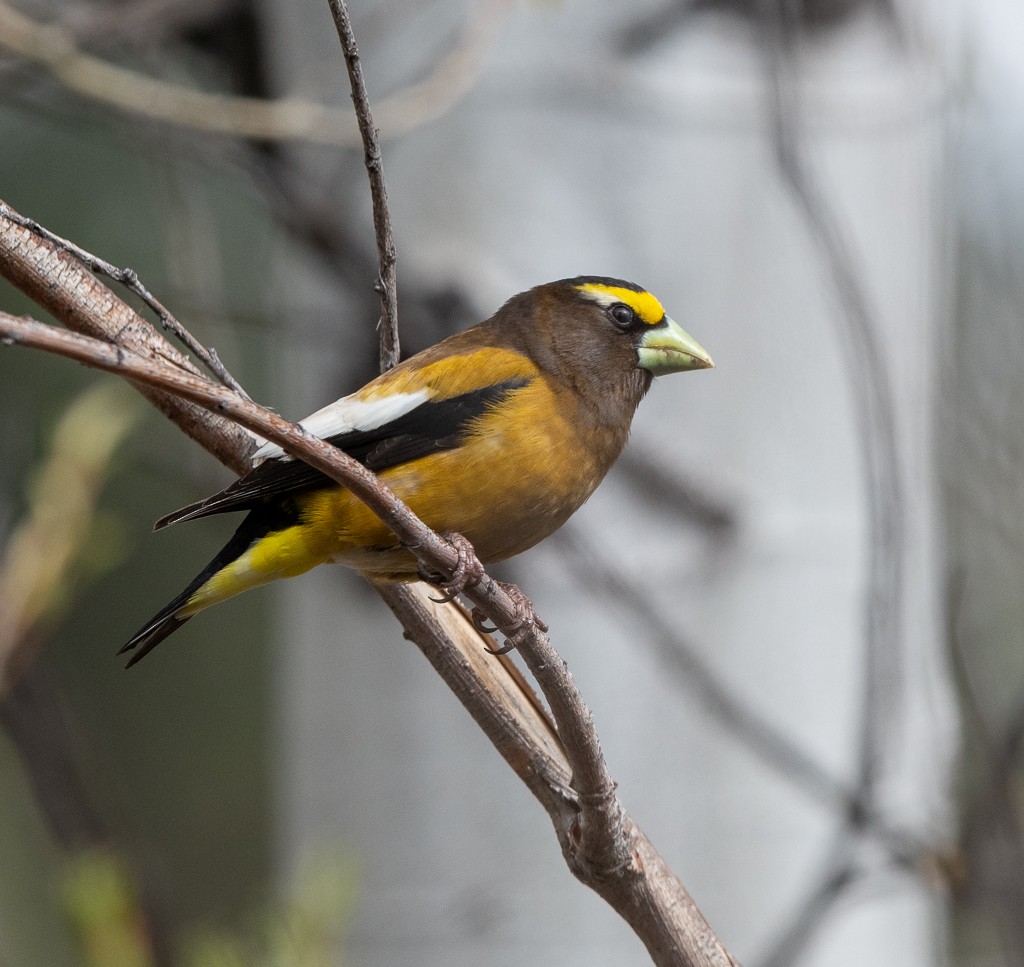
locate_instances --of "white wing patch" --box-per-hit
[251,389,430,465]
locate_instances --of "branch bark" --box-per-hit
[0,206,253,474]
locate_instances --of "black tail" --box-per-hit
[120,610,193,669]
[119,513,272,668]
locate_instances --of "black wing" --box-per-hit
[155,377,531,529]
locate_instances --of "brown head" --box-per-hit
[486,276,714,426]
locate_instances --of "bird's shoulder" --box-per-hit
[154,329,544,529]
[364,329,541,403]
[250,327,540,465]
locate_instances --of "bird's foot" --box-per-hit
[423,532,485,604]
[480,582,549,656]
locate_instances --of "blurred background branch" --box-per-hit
[0,0,503,144]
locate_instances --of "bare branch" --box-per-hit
[375,584,573,813]
[0,201,253,474]
[326,0,400,371]
[308,11,739,957]
[0,202,247,395]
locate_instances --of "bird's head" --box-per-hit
[567,277,713,376]
[497,276,713,410]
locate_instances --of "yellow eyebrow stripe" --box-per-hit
[575,283,666,326]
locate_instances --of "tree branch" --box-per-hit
[326,0,400,371]
[0,202,247,396]
[0,202,253,473]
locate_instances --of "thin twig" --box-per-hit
[0,202,248,396]
[0,202,254,471]
[325,0,400,370]
[323,0,628,880]
[322,0,648,919]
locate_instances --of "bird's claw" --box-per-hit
[471,608,498,634]
[482,582,547,656]
[424,532,485,603]
[417,539,545,655]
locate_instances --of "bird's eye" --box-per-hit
[608,304,635,329]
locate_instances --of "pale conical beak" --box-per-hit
[637,316,715,375]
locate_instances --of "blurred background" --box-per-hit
[0,0,1020,964]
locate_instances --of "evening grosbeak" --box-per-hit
[120,276,713,666]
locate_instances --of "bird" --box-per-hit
[119,276,713,666]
